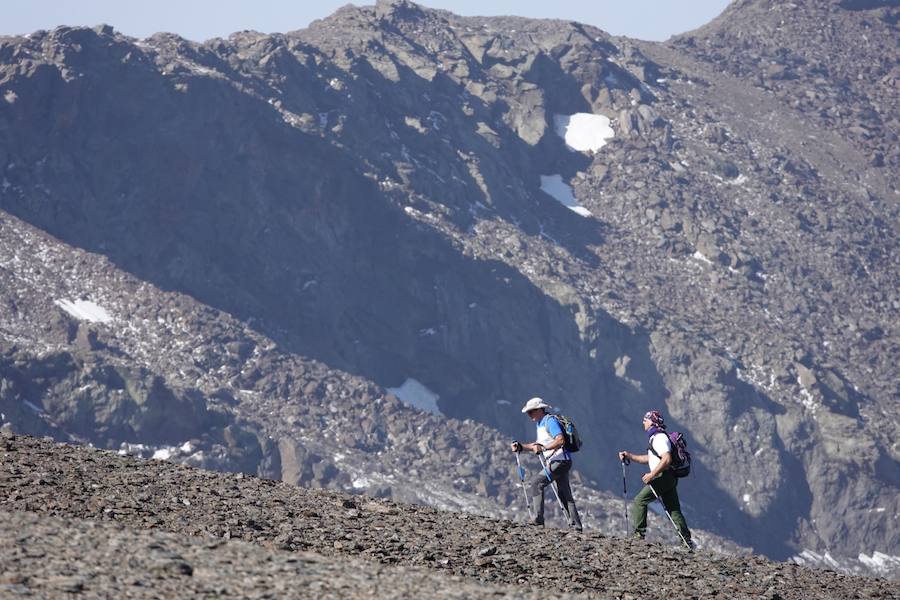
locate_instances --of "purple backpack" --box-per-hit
[649,431,692,478]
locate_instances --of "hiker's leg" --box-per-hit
[551,461,582,530]
[529,470,549,525]
[631,484,655,537]
[660,482,691,542]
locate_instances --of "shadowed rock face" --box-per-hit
[0,0,897,570]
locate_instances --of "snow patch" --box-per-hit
[118,443,149,456]
[858,551,900,575]
[152,447,173,460]
[540,175,592,217]
[793,549,842,570]
[553,113,614,153]
[793,548,900,578]
[55,299,113,323]
[352,476,372,489]
[387,378,443,416]
[797,377,818,411]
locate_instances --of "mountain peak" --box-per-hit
[375,0,428,22]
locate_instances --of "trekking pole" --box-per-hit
[537,452,572,527]
[621,456,631,536]
[512,441,535,521]
[648,481,692,550]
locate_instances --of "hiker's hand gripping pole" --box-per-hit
[620,453,630,536]
[512,440,535,521]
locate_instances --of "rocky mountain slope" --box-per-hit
[2,432,896,598]
[0,0,897,575]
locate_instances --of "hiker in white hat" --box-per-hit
[510,397,583,530]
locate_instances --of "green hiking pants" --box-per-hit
[632,470,691,541]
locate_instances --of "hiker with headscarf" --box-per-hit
[618,410,693,548]
[510,397,583,531]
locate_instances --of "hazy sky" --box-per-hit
[3,1,732,43]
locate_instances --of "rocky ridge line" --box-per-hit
[0,433,896,598]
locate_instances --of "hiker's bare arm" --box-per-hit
[514,434,565,454]
[540,433,566,452]
[643,452,671,483]
[619,451,649,464]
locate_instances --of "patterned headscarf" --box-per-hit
[643,410,665,428]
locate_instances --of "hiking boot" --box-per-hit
[631,532,645,541]
[530,517,544,527]
[685,539,695,552]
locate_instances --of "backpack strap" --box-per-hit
[545,415,568,460]
[647,432,669,459]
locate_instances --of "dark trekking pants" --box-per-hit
[529,459,583,530]
[631,470,691,541]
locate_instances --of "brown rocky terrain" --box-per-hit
[1,432,896,599]
[0,0,897,577]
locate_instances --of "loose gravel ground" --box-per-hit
[0,433,895,599]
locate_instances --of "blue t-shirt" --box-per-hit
[537,414,571,462]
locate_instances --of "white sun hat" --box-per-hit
[521,397,551,413]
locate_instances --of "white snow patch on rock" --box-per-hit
[387,378,443,416]
[553,113,614,153]
[118,443,149,456]
[858,551,900,575]
[793,549,842,569]
[55,299,113,323]
[793,548,900,578]
[352,476,372,489]
[152,447,174,460]
[540,175,592,217]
